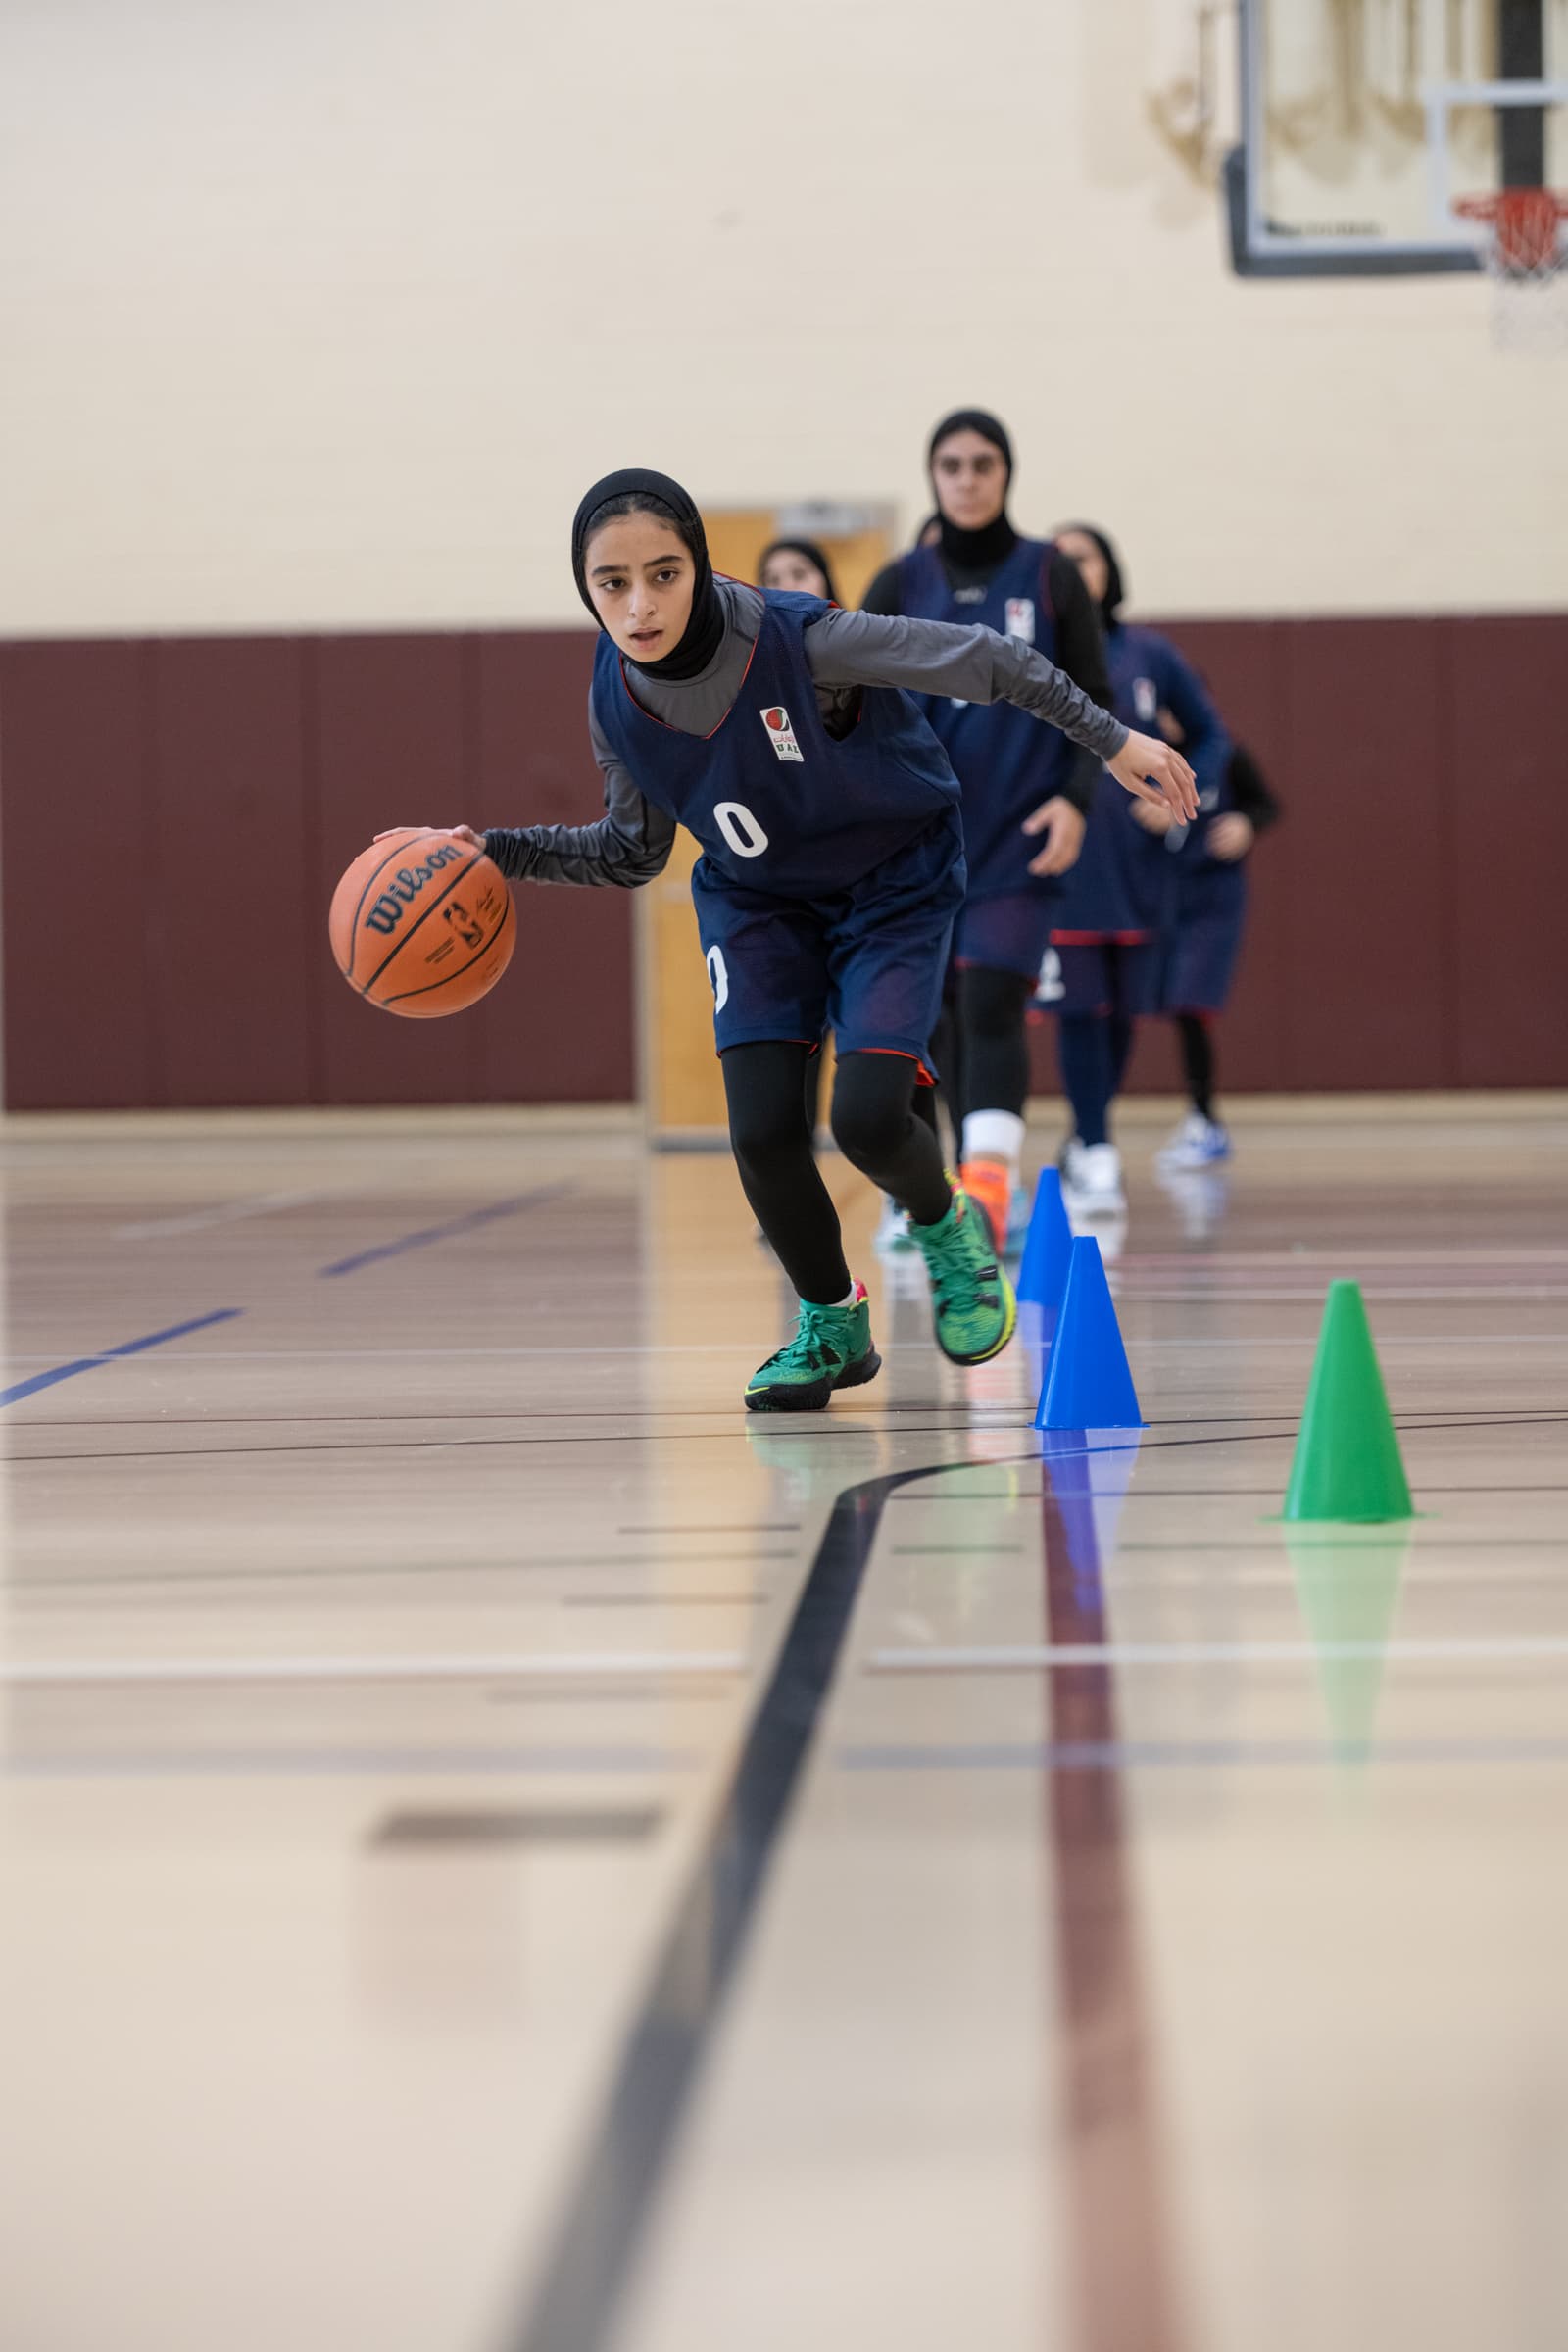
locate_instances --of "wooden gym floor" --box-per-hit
[0,1095,1564,2352]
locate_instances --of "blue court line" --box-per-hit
[318,1183,570,1278]
[837,1738,1568,1771]
[0,1308,245,1409]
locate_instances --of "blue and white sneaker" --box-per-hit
[1156,1112,1232,1171]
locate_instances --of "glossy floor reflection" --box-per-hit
[0,1097,1564,2352]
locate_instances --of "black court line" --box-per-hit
[1,1427,989,1464]
[14,1409,1568,1471]
[504,1457,954,2352]
[318,1183,569,1278]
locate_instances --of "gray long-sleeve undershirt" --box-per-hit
[485,579,1131,890]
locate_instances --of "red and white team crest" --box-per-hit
[1004,597,1036,643]
[760,706,805,762]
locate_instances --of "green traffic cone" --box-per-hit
[1282,1280,1414,1524]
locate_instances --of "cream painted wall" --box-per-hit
[3,0,1565,633]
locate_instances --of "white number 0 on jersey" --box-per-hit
[713,802,769,858]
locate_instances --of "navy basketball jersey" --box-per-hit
[589,590,959,899]
[895,538,1075,896]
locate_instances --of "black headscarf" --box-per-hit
[757,537,840,605]
[926,408,1017,572]
[1057,522,1126,624]
[570,466,726,681]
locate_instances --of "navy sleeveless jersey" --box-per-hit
[895,538,1075,897]
[589,589,959,899]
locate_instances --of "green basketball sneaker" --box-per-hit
[744,1281,882,1414]
[911,1183,1017,1366]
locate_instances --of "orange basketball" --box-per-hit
[329,830,514,1018]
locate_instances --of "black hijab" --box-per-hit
[927,407,1018,572]
[570,466,726,682]
[1057,522,1126,625]
[757,537,841,605]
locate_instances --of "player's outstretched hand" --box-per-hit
[373,823,484,847]
[1107,732,1199,822]
[1207,813,1255,861]
[1022,795,1087,878]
[1131,798,1177,836]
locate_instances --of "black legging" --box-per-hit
[941,964,1034,1130]
[1176,1010,1215,1119]
[724,1042,951,1302]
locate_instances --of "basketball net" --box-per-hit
[1456,190,1568,354]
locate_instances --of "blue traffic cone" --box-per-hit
[1035,1235,1146,1431]
[1016,1167,1074,1311]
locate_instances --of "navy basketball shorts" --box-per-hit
[691,813,966,1068]
[1161,866,1247,1013]
[951,888,1058,982]
[1161,914,1245,1013]
[1036,935,1160,1018]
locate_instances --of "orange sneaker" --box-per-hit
[957,1156,1011,1254]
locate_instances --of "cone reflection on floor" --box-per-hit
[1035,1235,1146,1432]
[1016,1167,1074,1315]
[1283,1280,1414,1523]
[1287,1529,1411,1766]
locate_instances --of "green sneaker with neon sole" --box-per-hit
[911,1184,1017,1366]
[744,1281,882,1414]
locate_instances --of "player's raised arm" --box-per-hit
[804,607,1200,822]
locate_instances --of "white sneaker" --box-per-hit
[1156,1112,1232,1172]
[1064,1141,1125,1214]
[873,1195,914,1253]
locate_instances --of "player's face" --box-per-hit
[584,514,696,661]
[760,549,830,597]
[1056,528,1110,609]
[930,430,1007,532]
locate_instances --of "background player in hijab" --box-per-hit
[409,468,1195,1413]
[863,411,1113,1253]
[759,538,839,603]
[758,537,840,1141]
[1048,524,1230,1210]
[1056,525,1277,1174]
[1152,738,1281,1166]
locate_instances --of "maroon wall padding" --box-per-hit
[1446,617,1568,1087]
[0,629,635,1110]
[1,644,161,1109]
[3,615,1565,1110]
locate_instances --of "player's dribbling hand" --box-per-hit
[1022,795,1086,878]
[1207,813,1255,861]
[1131,798,1177,835]
[373,824,484,848]
[1108,731,1200,822]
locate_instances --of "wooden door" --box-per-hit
[642,510,891,1141]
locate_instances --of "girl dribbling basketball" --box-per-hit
[409,467,1196,1411]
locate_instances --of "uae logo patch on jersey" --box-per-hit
[1004,597,1036,643]
[1134,675,1158,723]
[760,706,805,763]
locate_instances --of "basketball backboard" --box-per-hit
[1227,0,1568,276]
